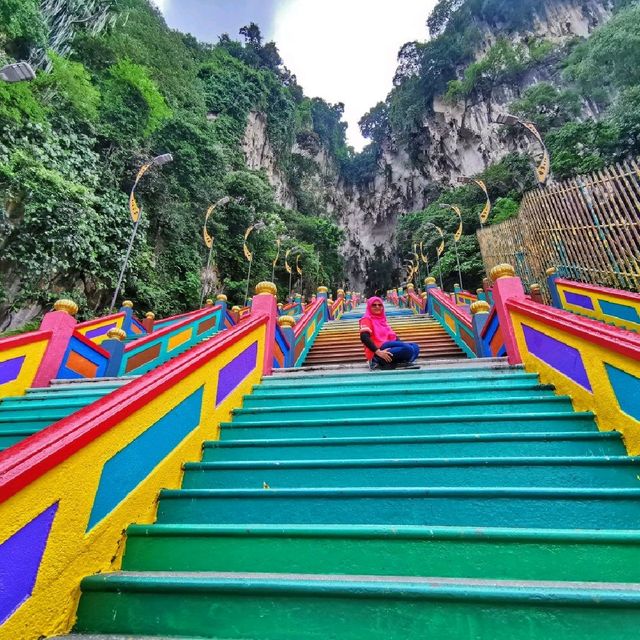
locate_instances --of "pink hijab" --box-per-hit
[360,297,397,359]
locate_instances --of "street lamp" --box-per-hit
[421,223,445,290]
[243,220,266,306]
[284,247,299,300]
[439,204,464,289]
[0,62,35,83]
[458,177,492,227]
[494,113,550,186]
[110,153,174,311]
[200,195,231,306]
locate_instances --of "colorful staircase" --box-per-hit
[67,359,640,638]
[304,303,464,366]
[0,376,136,453]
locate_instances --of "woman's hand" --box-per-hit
[375,348,393,363]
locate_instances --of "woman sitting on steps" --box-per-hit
[359,296,420,370]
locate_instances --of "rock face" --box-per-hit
[242,0,613,291]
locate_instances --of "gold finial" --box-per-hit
[145,312,155,320]
[424,277,437,286]
[530,284,541,292]
[337,288,345,296]
[277,302,283,309]
[122,300,134,308]
[106,328,127,341]
[231,305,241,312]
[278,315,296,328]
[421,292,428,299]
[255,281,277,296]
[328,298,334,304]
[546,267,557,276]
[317,286,329,294]
[53,299,78,316]
[477,288,484,295]
[470,300,491,315]
[406,283,415,291]
[216,294,228,302]
[204,299,214,307]
[490,264,516,280]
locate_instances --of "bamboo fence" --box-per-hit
[477,159,640,297]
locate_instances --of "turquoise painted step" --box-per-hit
[243,382,555,408]
[260,365,518,386]
[24,387,122,400]
[181,457,640,490]
[204,432,626,462]
[220,412,597,440]
[122,523,640,583]
[156,487,640,529]
[255,371,539,392]
[0,416,58,432]
[0,395,105,410]
[0,429,35,450]
[73,572,640,639]
[232,395,575,422]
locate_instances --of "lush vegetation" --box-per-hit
[0,0,346,325]
[374,0,640,291]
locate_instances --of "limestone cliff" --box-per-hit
[242,0,614,291]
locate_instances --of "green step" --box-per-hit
[253,371,539,393]
[181,457,640,490]
[0,429,37,451]
[0,396,98,414]
[204,432,625,461]
[74,572,640,639]
[220,411,598,439]
[122,523,640,583]
[232,395,575,422]
[156,487,640,529]
[0,416,57,432]
[261,365,517,386]
[243,382,555,408]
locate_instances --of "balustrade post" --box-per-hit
[103,328,127,377]
[476,288,487,302]
[251,281,278,375]
[32,299,79,388]
[277,316,296,368]
[529,284,544,305]
[142,311,155,334]
[546,267,562,309]
[490,264,526,365]
[470,301,491,357]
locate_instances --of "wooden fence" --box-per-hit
[477,159,640,295]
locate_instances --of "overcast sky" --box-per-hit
[153,0,437,150]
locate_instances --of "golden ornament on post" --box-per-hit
[546,267,557,276]
[122,300,134,308]
[278,315,296,328]
[470,300,491,315]
[216,294,228,302]
[406,283,415,291]
[477,288,484,295]
[254,281,277,296]
[337,289,345,296]
[277,302,284,309]
[530,284,541,292]
[53,299,78,316]
[231,305,241,313]
[424,277,437,286]
[317,286,329,294]
[145,312,155,320]
[421,292,428,299]
[106,328,127,341]
[204,299,214,307]
[490,264,516,281]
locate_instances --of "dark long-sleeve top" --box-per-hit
[360,330,379,353]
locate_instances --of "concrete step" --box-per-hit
[122,523,640,583]
[73,571,640,639]
[203,431,626,462]
[181,456,640,490]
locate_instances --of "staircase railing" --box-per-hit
[426,287,479,358]
[0,330,52,401]
[0,314,269,639]
[547,271,640,333]
[485,264,640,456]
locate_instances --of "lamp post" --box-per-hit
[295,254,303,294]
[494,113,550,186]
[243,220,266,306]
[0,62,35,83]
[419,240,430,276]
[284,246,299,300]
[421,223,445,290]
[110,153,174,311]
[271,237,282,283]
[458,177,492,228]
[200,195,231,306]
[439,204,464,289]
